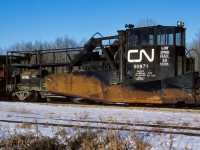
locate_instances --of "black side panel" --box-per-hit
[162,72,198,89]
[73,70,119,86]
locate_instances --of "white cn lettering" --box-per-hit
[127,49,154,63]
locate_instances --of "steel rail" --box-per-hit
[14,115,200,131]
[0,118,200,137]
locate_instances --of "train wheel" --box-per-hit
[12,92,18,101]
[28,91,39,102]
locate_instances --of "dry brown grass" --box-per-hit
[0,122,153,150]
[0,115,192,150]
[182,122,190,127]
[16,122,32,129]
[155,120,164,125]
[9,107,31,114]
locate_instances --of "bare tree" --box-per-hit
[188,30,200,50]
[136,17,157,27]
[79,38,87,47]
[64,36,77,48]
[188,30,200,71]
[34,40,43,50]
[24,42,34,51]
[54,37,64,49]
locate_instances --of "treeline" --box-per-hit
[1,36,87,54]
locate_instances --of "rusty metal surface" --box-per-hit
[45,73,197,104]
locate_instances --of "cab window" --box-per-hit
[157,28,174,45]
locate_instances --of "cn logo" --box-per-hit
[127,49,154,63]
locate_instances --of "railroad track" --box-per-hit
[0,116,200,137]
[1,99,200,113]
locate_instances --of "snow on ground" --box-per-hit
[0,101,200,149]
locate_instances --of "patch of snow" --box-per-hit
[0,101,200,149]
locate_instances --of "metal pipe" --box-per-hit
[117,31,126,84]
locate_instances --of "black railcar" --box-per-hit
[45,22,200,104]
[1,22,200,104]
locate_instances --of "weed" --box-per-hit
[152,127,163,135]
[182,122,190,127]
[55,128,67,138]
[155,120,164,125]
[9,107,31,114]
[6,114,12,117]
[79,111,90,120]
[17,122,32,129]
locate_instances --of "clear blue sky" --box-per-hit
[0,0,199,49]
